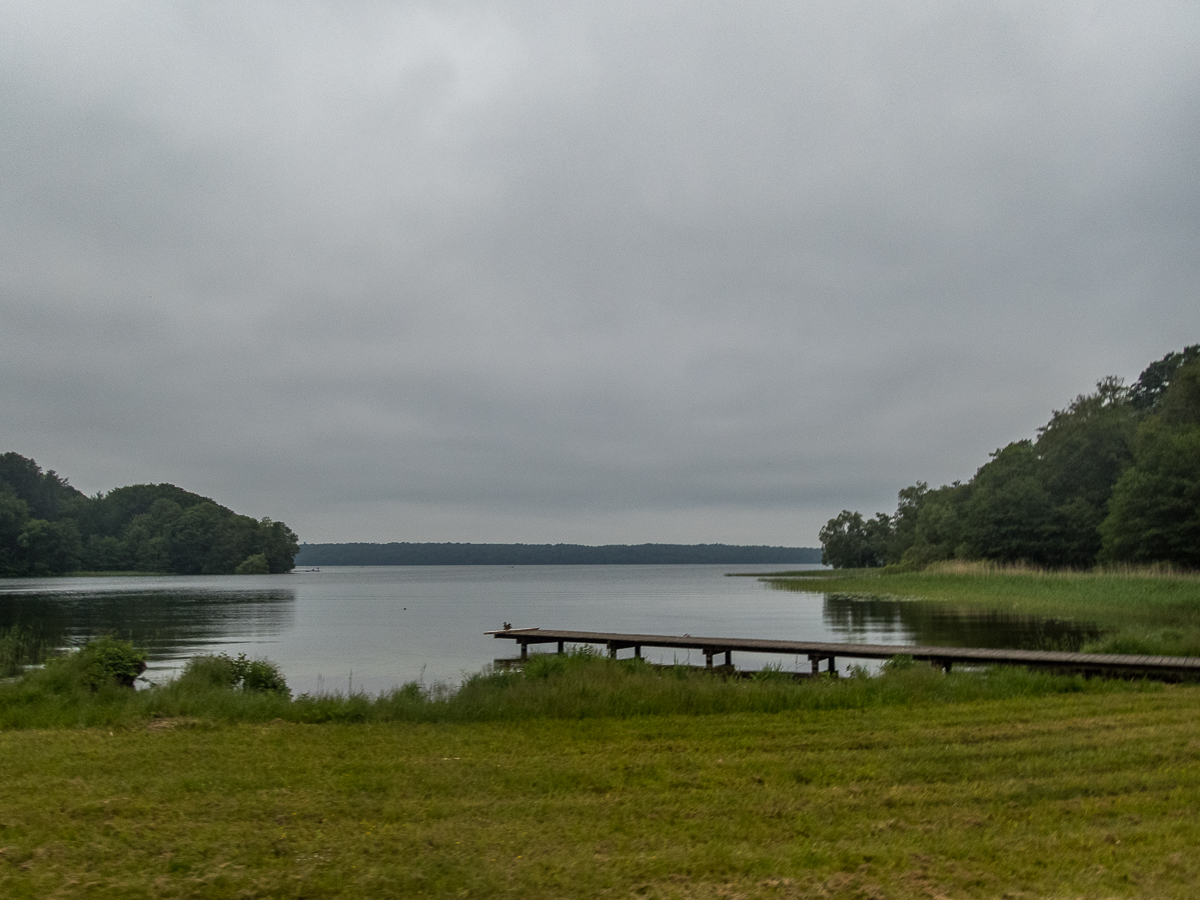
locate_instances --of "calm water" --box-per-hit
[0,565,1100,694]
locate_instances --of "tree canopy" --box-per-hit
[0,453,299,576]
[819,346,1200,570]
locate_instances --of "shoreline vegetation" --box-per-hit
[765,561,1200,657]
[0,639,1162,731]
[817,345,1200,571]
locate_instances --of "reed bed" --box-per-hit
[0,625,50,678]
[768,565,1200,657]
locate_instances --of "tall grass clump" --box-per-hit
[0,637,149,729]
[385,650,1143,724]
[176,653,291,695]
[0,626,50,678]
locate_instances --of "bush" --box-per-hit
[180,653,290,696]
[235,553,270,575]
[42,637,147,690]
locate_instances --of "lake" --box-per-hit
[0,565,1100,694]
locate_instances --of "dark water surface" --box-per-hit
[0,566,1101,694]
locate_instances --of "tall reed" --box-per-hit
[0,626,50,678]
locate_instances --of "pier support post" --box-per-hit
[634,645,642,659]
[557,641,564,655]
[608,643,617,659]
[827,657,836,675]
[520,642,528,660]
[705,650,714,669]
[724,650,732,667]
[809,655,821,675]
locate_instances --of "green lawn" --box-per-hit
[767,563,1200,656]
[3,686,1200,899]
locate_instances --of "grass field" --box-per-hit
[766,562,1200,657]
[3,684,1200,899]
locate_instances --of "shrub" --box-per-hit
[42,637,147,690]
[234,553,270,575]
[180,653,290,696]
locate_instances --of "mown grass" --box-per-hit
[767,562,1200,656]
[3,645,1198,897]
[3,685,1200,899]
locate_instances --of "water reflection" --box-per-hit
[0,586,294,669]
[822,593,1102,651]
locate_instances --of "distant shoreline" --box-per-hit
[294,542,823,567]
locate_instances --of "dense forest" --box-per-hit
[820,346,1200,569]
[295,542,823,566]
[0,454,299,576]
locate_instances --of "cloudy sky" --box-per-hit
[2,1,1198,546]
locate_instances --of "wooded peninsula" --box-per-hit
[820,344,1200,570]
[0,454,299,576]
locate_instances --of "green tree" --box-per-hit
[17,518,83,575]
[886,482,928,563]
[259,518,300,573]
[0,454,303,577]
[235,553,270,574]
[1032,377,1138,566]
[80,534,128,572]
[0,453,85,521]
[1100,358,1200,566]
[819,510,891,568]
[900,482,967,565]
[959,442,1054,563]
[1127,344,1200,411]
[0,490,31,575]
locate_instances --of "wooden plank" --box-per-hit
[486,627,1200,681]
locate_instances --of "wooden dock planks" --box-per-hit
[486,627,1200,679]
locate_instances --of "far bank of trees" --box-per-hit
[820,345,1200,569]
[295,542,823,567]
[0,454,299,576]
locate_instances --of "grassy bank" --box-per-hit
[3,686,1200,899]
[767,562,1200,656]
[0,647,1154,730]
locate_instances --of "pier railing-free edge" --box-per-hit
[486,627,1200,680]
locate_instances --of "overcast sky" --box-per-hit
[2,1,1198,546]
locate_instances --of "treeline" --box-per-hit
[0,453,299,576]
[294,542,823,567]
[820,345,1200,569]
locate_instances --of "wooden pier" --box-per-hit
[486,627,1200,680]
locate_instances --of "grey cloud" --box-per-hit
[2,1,1198,544]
